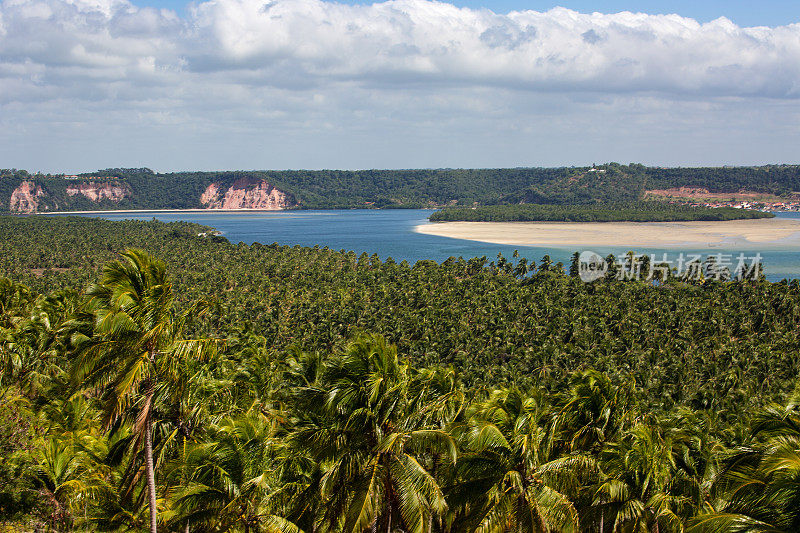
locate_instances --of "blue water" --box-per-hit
[57,210,800,282]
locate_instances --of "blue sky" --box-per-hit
[137,0,800,27]
[1,0,799,172]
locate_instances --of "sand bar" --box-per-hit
[415,218,800,250]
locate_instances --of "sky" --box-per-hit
[1,0,799,172]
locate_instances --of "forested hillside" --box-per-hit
[3,164,800,212]
[644,165,800,195]
[3,216,800,530]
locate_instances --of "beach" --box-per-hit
[415,218,800,250]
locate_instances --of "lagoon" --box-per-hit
[55,209,800,282]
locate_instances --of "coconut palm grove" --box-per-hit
[3,215,800,532]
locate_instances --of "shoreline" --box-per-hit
[415,218,800,250]
[38,208,292,215]
[36,207,438,215]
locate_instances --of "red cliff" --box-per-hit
[200,178,293,210]
[10,181,49,213]
[66,181,132,202]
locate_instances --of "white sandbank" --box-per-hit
[415,218,800,250]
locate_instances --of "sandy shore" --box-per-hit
[415,219,800,250]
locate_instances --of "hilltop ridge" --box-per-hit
[2,164,800,213]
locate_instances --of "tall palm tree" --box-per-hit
[72,249,217,533]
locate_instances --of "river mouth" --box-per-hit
[47,209,800,281]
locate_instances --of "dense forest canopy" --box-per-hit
[3,216,800,530]
[2,163,800,212]
[0,215,794,409]
[429,203,775,222]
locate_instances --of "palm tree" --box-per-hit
[1,290,78,397]
[72,249,217,533]
[689,387,800,532]
[28,430,113,531]
[170,412,299,533]
[597,419,695,533]
[449,387,589,533]
[556,370,632,454]
[290,334,455,533]
[0,276,33,329]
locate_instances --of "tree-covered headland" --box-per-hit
[429,203,775,222]
[3,215,800,531]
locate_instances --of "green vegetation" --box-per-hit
[3,163,800,212]
[0,167,577,211]
[3,215,800,531]
[429,203,775,222]
[644,164,800,196]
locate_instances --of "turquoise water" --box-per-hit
[61,210,800,282]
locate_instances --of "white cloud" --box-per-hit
[183,0,800,96]
[0,0,799,170]
[3,0,799,98]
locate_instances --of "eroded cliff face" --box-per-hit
[66,181,132,202]
[200,178,293,210]
[10,181,49,213]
